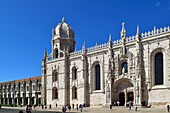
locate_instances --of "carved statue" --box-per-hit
[122,67,125,74]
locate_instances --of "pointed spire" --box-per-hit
[136,25,140,42]
[52,28,55,38]
[62,17,65,23]
[82,42,86,49]
[136,25,140,34]
[121,22,126,39]
[154,26,156,34]
[43,48,48,59]
[108,34,112,48]
[82,42,86,53]
[121,22,125,32]
[109,34,112,42]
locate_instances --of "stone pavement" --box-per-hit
[1,106,169,113]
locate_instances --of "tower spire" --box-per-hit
[136,25,140,34]
[109,34,112,42]
[108,34,112,48]
[43,48,47,58]
[136,25,140,42]
[62,17,65,23]
[120,22,126,39]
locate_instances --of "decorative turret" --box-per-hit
[82,42,86,54]
[121,22,126,41]
[136,25,140,42]
[53,17,75,39]
[108,34,112,48]
[120,22,126,55]
[51,17,76,59]
[43,48,48,60]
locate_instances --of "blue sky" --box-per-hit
[0,0,170,82]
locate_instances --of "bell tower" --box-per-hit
[51,17,76,59]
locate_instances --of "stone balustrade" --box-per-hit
[141,26,170,38]
[50,26,170,58]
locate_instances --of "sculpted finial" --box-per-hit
[122,22,125,30]
[137,25,140,34]
[109,34,112,42]
[121,22,126,38]
[62,17,65,23]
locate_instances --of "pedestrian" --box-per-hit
[117,101,120,106]
[41,104,43,109]
[167,105,170,112]
[19,110,23,113]
[135,105,138,111]
[68,104,71,110]
[62,106,67,113]
[76,104,78,110]
[114,102,116,106]
[129,101,131,110]
[79,104,82,112]
[56,103,57,108]
[72,104,74,109]
[49,104,51,109]
[62,106,65,113]
[83,103,85,108]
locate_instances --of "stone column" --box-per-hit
[12,97,14,105]
[34,97,37,105]
[3,98,5,104]
[28,97,30,105]
[7,98,9,105]
[124,91,127,106]
[22,97,24,105]
[16,98,18,105]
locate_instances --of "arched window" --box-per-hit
[72,86,77,99]
[72,67,77,80]
[95,64,100,90]
[121,62,128,74]
[52,71,58,82]
[55,88,58,99]
[52,87,58,99]
[38,84,41,91]
[53,49,58,58]
[155,52,163,85]
[54,72,58,81]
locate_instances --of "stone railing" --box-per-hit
[70,50,82,56]
[86,42,109,52]
[49,26,170,58]
[113,39,122,45]
[141,26,170,38]
[125,35,136,42]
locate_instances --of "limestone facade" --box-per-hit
[0,18,170,107]
[0,76,42,106]
[41,18,170,107]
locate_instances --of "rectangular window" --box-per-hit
[27,86,29,91]
[33,85,35,91]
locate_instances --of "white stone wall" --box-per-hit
[42,20,170,107]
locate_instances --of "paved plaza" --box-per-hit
[0,106,169,113]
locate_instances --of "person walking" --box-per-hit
[19,110,23,113]
[167,105,170,112]
[62,106,67,113]
[76,104,78,110]
[79,104,83,112]
[72,104,74,109]
[129,101,131,110]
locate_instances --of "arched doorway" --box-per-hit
[112,78,134,106]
